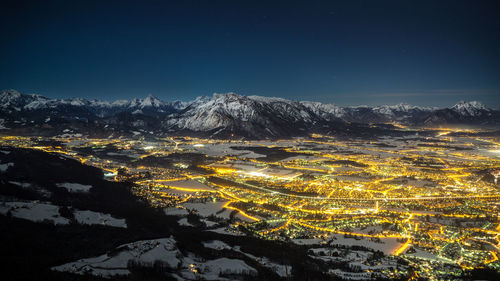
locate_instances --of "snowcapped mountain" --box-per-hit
[1,89,498,138]
[372,103,434,116]
[299,101,436,123]
[451,101,489,117]
[165,93,322,138]
[299,101,346,121]
[0,89,51,112]
[423,101,495,126]
[0,90,185,117]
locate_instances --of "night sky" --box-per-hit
[1,0,499,107]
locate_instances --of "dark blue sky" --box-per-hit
[1,0,499,107]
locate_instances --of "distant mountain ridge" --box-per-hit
[0,89,186,117]
[0,89,498,138]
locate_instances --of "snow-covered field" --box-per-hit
[183,201,228,217]
[182,201,255,222]
[177,217,192,226]
[0,201,126,228]
[0,162,13,172]
[207,226,245,236]
[201,258,257,279]
[164,207,190,216]
[8,181,52,197]
[203,240,232,250]
[53,236,258,280]
[202,240,292,278]
[328,235,402,255]
[293,235,402,255]
[0,202,70,225]
[74,210,127,228]
[56,182,93,193]
[405,248,453,263]
[52,237,180,277]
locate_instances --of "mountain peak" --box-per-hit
[145,93,159,100]
[212,92,242,100]
[1,89,21,95]
[140,94,164,108]
[452,100,486,109]
[451,101,488,116]
[0,89,22,100]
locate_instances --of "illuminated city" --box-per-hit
[2,125,499,280]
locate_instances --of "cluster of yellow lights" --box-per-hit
[2,132,500,278]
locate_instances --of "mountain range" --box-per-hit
[0,89,498,139]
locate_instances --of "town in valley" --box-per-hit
[2,125,499,280]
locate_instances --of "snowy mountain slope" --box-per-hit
[165,93,323,138]
[451,100,490,117]
[0,90,185,117]
[1,89,498,138]
[300,101,437,123]
[300,101,346,121]
[423,101,495,125]
[0,89,51,112]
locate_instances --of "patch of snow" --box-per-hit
[0,202,70,225]
[203,240,231,250]
[74,210,127,228]
[8,181,52,197]
[201,258,257,278]
[183,201,228,217]
[178,218,193,226]
[56,182,92,193]
[53,236,258,280]
[292,238,324,245]
[206,227,244,236]
[0,162,13,172]
[164,207,189,216]
[52,237,180,277]
[328,235,402,255]
[0,201,126,228]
